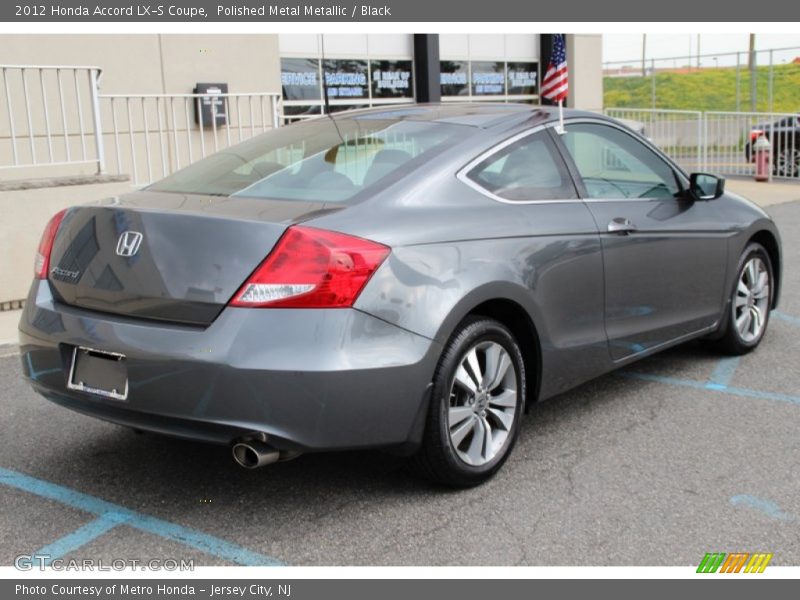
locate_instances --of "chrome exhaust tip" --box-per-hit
[232,439,281,469]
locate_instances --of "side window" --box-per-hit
[466,131,577,201]
[561,123,681,200]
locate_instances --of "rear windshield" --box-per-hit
[148,115,466,202]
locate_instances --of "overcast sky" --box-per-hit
[603,34,800,67]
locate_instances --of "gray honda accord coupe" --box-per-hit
[19,104,782,486]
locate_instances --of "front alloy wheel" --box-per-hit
[733,256,770,343]
[412,316,526,487]
[715,242,773,355]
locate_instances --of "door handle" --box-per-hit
[607,218,637,235]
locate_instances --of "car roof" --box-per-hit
[344,103,603,129]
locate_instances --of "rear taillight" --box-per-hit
[230,225,390,308]
[34,209,67,279]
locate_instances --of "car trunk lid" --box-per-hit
[47,191,339,325]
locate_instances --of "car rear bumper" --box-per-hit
[19,281,440,452]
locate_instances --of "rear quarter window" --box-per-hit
[466,130,577,201]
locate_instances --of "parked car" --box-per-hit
[19,104,782,486]
[616,117,647,137]
[744,114,800,177]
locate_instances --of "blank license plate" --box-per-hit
[67,347,128,401]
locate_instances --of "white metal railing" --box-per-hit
[704,111,799,180]
[1,63,282,185]
[1,64,104,173]
[605,108,703,172]
[99,92,281,186]
[607,108,800,181]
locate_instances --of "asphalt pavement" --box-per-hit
[1,200,798,567]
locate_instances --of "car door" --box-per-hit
[458,127,610,395]
[553,120,731,361]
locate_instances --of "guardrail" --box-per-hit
[1,64,104,174]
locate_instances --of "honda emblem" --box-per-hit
[116,231,143,257]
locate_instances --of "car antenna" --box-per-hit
[320,35,345,146]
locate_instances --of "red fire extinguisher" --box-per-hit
[754,135,771,182]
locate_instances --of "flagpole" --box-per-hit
[557,99,565,134]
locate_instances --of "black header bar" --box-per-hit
[2,0,797,22]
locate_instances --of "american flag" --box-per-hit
[541,34,568,103]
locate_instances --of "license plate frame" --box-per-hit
[67,346,128,401]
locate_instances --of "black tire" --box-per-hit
[714,242,774,355]
[411,316,526,487]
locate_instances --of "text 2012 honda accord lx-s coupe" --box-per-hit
[19,104,782,486]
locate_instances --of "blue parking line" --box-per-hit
[730,495,796,522]
[0,467,283,566]
[773,311,800,326]
[32,511,132,564]
[705,357,741,391]
[620,371,800,406]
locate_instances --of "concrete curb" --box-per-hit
[0,343,20,358]
[0,174,130,192]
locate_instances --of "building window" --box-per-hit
[371,60,414,99]
[440,60,539,103]
[279,35,539,123]
[280,57,415,123]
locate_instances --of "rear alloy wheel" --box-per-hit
[774,148,800,178]
[412,317,525,487]
[715,243,773,355]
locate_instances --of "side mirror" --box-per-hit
[689,173,725,201]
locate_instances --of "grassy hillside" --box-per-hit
[604,63,800,113]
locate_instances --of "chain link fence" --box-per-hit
[604,45,800,114]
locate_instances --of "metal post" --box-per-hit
[768,118,774,182]
[2,67,19,165]
[126,97,138,184]
[141,97,152,183]
[735,52,741,112]
[748,34,757,111]
[39,69,54,162]
[702,113,707,172]
[110,98,122,174]
[169,97,180,169]
[271,96,280,129]
[696,34,701,69]
[21,68,37,164]
[184,97,193,164]
[651,59,656,109]
[641,34,647,78]
[56,69,70,162]
[74,69,87,160]
[89,68,106,173]
[196,97,206,158]
[693,111,699,171]
[768,49,774,113]
[156,96,168,177]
